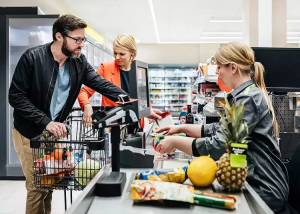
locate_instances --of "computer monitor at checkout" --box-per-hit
[129,60,151,119]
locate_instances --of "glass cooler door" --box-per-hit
[6,15,58,176]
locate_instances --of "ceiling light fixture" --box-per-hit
[210,20,243,23]
[287,32,300,34]
[287,41,300,43]
[202,32,243,35]
[158,41,236,44]
[287,37,300,40]
[135,39,141,43]
[148,0,160,43]
[199,37,243,40]
[287,20,300,23]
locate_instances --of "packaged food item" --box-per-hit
[157,111,174,128]
[193,190,237,210]
[131,180,194,203]
[136,166,188,184]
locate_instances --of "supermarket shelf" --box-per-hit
[150,76,193,78]
[150,98,188,101]
[152,104,185,107]
[150,93,189,95]
[151,104,165,106]
[164,81,190,83]
[150,87,190,90]
[149,81,190,83]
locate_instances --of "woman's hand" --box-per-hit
[82,104,93,128]
[156,136,177,154]
[156,125,181,135]
[147,108,163,124]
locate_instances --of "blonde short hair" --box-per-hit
[113,34,137,59]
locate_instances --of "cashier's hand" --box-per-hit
[46,122,68,137]
[147,108,163,124]
[156,136,176,154]
[82,104,93,128]
[156,125,180,135]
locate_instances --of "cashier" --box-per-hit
[77,34,162,128]
[156,42,293,214]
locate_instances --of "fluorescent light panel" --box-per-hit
[148,0,160,43]
[159,41,238,44]
[135,39,141,43]
[287,32,300,35]
[210,20,243,23]
[202,32,243,35]
[199,37,243,40]
[287,37,300,39]
[287,20,300,23]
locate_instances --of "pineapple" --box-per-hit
[215,98,250,191]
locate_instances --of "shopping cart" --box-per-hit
[30,108,109,210]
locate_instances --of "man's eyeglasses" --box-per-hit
[64,35,87,44]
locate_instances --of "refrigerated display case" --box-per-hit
[78,40,114,108]
[149,66,197,115]
[0,15,59,177]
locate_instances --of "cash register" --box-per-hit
[91,60,153,197]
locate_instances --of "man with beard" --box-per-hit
[8,14,128,214]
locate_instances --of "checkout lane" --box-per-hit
[65,132,274,214]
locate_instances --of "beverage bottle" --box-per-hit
[186,104,194,124]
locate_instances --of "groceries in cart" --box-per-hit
[32,129,105,189]
[34,145,75,175]
[74,159,100,185]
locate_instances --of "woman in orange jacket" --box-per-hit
[78,34,162,128]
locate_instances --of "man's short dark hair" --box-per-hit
[52,14,87,41]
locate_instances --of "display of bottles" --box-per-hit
[186,104,194,124]
[179,105,187,124]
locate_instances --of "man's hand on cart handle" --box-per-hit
[83,104,93,128]
[46,122,68,137]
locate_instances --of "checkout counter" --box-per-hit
[64,133,274,214]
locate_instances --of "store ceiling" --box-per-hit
[62,0,300,44]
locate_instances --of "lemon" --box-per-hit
[187,156,217,187]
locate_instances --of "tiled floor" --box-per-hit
[0,180,82,214]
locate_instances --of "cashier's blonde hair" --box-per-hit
[214,41,279,137]
[113,34,137,60]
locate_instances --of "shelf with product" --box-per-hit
[79,39,114,108]
[149,65,197,114]
[190,59,224,124]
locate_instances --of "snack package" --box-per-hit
[131,180,194,203]
[136,167,188,184]
[193,190,238,210]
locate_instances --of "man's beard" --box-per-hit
[61,38,81,58]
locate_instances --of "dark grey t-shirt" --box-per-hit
[120,69,129,94]
[193,79,289,213]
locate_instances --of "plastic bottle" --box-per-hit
[179,105,187,124]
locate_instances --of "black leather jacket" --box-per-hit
[192,80,289,213]
[9,42,128,139]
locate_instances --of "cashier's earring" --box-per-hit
[131,56,134,62]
